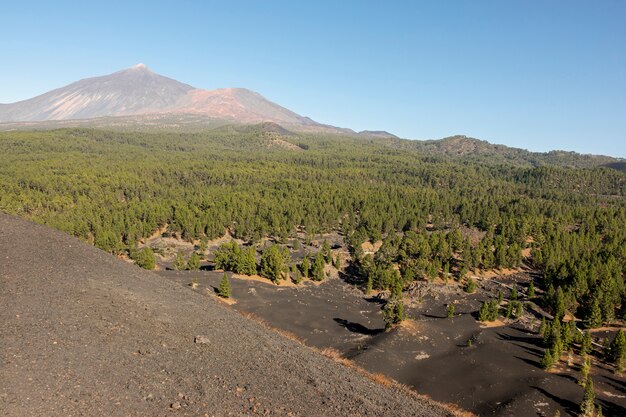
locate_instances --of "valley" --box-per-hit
[148,234,626,417]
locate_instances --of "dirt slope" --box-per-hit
[0,214,452,417]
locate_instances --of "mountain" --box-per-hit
[0,64,194,122]
[0,64,330,129]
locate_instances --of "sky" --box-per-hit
[1,1,625,157]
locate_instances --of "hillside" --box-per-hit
[0,213,454,417]
[397,135,623,169]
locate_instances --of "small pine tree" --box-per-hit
[585,297,602,329]
[447,303,455,318]
[321,239,332,264]
[382,299,404,328]
[511,287,518,301]
[301,255,310,279]
[311,251,325,281]
[505,302,513,319]
[540,348,554,370]
[579,355,591,386]
[554,287,565,321]
[528,281,535,298]
[174,251,186,271]
[539,317,547,337]
[187,252,201,270]
[579,376,595,417]
[581,331,592,356]
[217,273,231,298]
[610,329,626,374]
[464,278,476,293]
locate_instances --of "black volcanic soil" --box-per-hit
[159,270,626,417]
[0,214,453,417]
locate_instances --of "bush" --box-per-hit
[134,247,156,270]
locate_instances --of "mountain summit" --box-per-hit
[0,65,319,127]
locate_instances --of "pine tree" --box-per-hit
[447,303,455,318]
[321,239,332,264]
[610,329,626,374]
[554,287,565,321]
[174,251,186,271]
[464,278,476,293]
[578,355,591,386]
[539,317,547,337]
[217,272,231,298]
[579,376,595,417]
[237,247,257,275]
[540,348,554,370]
[596,405,603,417]
[301,255,310,279]
[585,296,602,329]
[260,244,290,283]
[187,252,200,270]
[528,280,535,298]
[311,251,326,281]
[581,331,592,356]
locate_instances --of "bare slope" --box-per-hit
[0,214,452,417]
[0,64,194,122]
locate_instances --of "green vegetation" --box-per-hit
[187,252,201,270]
[260,244,290,283]
[447,303,455,318]
[478,299,499,322]
[0,128,625,328]
[382,279,405,328]
[214,241,257,275]
[464,278,476,294]
[174,251,186,270]
[133,247,155,270]
[217,272,231,298]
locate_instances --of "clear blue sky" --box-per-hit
[1,1,625,157]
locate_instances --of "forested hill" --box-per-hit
[385,135,622,169]
[1,127,625,330]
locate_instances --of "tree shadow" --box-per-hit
[338,262,364,286]
[554,372,579,384]
[363,295,386,305]
[333,318,385,336]
[510,342,544,357]
[597,398,626,417]
[496,331,543,347]
[531,386,579,416]
[200,264,215,271]
[421,313,446,319]
[601,375,626,395]
[515,355,540,368]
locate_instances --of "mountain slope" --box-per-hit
[173,87,318,125]
[0,213,454,417]
[0,64,194,122]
